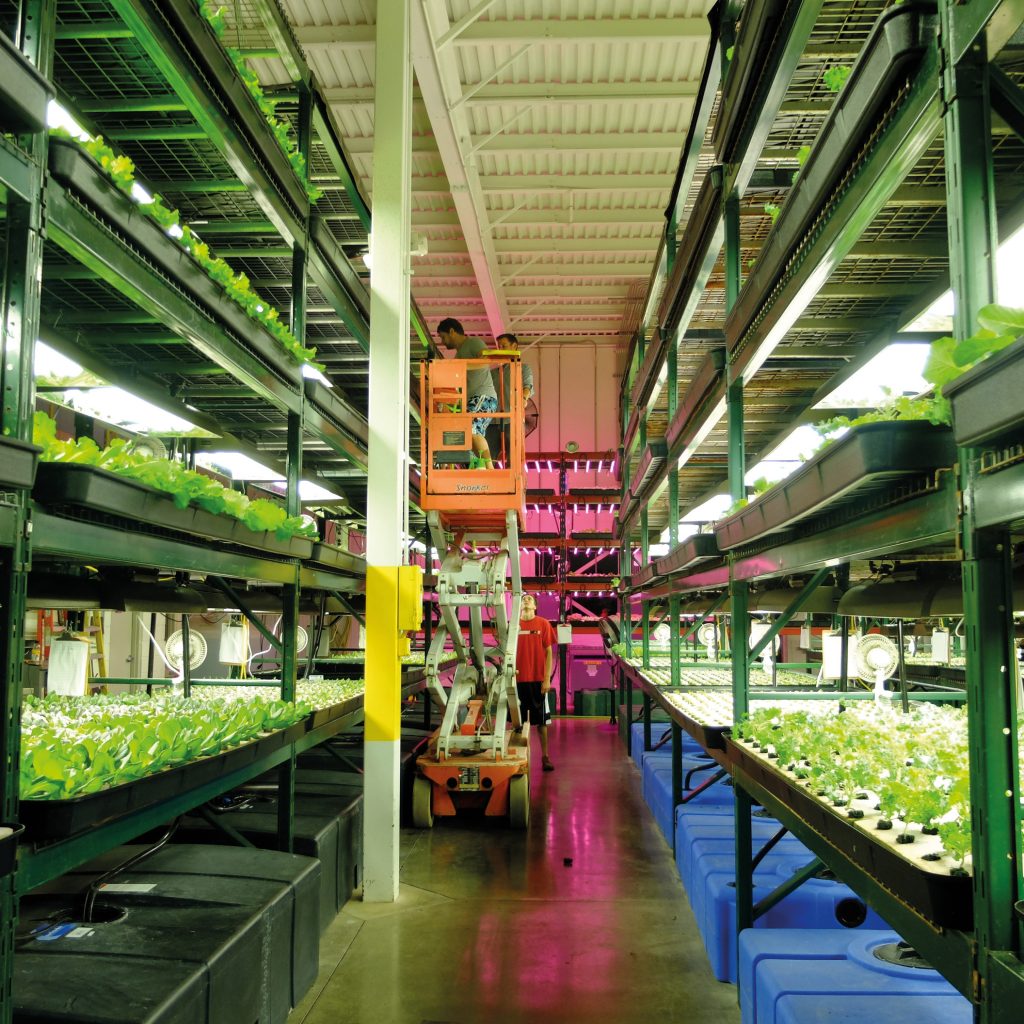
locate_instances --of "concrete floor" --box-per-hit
[290,718,741,1024]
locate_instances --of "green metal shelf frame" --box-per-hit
[42,176,370,470]
[1,6,51,1022]
[727,748,976,997]
[617,3,1024,1019]
[44,179,303,412]
[0,4,390,1021]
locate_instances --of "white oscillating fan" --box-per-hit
[295,625,309,655]
[697,621,717,660]
[653,623,671,646]
[853,634,899,701]
[129,434,169,460]
[164,629,208,674]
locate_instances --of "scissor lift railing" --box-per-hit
[414,353,531,826]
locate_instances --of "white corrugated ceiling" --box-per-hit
[284,0,714,347]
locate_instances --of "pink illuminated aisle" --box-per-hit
[289,718,740,1024]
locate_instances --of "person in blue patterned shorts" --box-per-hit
[437,317,498,469]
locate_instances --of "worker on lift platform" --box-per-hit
[413,338,531,828]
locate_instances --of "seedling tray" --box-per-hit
[665,348,726,452]
[715,422,955,551]
[0,436,41,489]
[630,328,669,411]
[307,692,363,731]
[655,534,720,578]
[658,169,723,337]
[0,823,24,876]
[20,722,306,840]
[729,3,937,355]
[33,463,314,559]
[713,0,788,163]
[725,736,973,929]
[309,541,366,574]
[0,30,52,133]
[47,139,301,387]
[944,335,1024,446]
[629,440,668,501]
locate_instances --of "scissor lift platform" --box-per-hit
[414,353,530,828]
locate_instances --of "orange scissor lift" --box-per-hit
[413,352,530,827]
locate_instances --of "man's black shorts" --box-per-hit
[516,681,548,726]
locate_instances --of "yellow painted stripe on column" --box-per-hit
[365,564,402,742]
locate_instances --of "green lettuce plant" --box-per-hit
[197,1,322,202]
[33,412,317,542]
[196,678,365,709]
[924,304,1024,393]
[736,701,1024,869]
[823,66,852,93]
[20,692,311,799]
[811,389,951,450]
[51,129,322,370]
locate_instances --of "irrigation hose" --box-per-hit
[82,816,181,923]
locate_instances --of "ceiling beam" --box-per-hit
[468,132,688,153]
[411,261,654,278]
[411,0,509,336]
[426,237,659,254]
[415,207,667,226]
[322,81,699,107]
[344,132,691,155]
[293,18,708,47]
[415,284,634,299]
[476,174,672,193]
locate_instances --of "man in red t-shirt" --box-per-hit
[516,593,557,771]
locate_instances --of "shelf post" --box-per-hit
[941,4,1023,1007]
[1,3,53,1018]
[277,83,314,854]
[723,181,755,958]
[1,4,53,1020]
[667,330,679,542]
[363,0,412,903]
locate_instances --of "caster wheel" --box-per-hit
[412,776,434,828]
[509,774,530,829]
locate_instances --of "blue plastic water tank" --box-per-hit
[642,754,732,843]
[739,929,971,1024]
[676,812,811,898]
[629,721,705,765]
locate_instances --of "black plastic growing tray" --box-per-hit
[658,169,723,338]
[713,0,789,163]
[0,30,52,133]
[714,422,955,551]
[729,3,937,355]
[309,541,366,574]
[629,440,668,501]
[630,328,669,412]
[665,347,726,452]
[0,436,41,489]
[19,722,306,840]
[0,822,24,875]
[674,707,730,753]
[943,335,1024,447]
[307,692,363,731]
[47,139,302,387]
[655,533,720,578]
[725,737,973,929]
[33,463,314,559]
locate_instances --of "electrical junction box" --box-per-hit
[931,628,950,663]
[822,632,859,681]
[219,621,249,665]
[398,564,424,632]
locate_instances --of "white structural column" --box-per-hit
[411,0,510,337]
[363,0,412,903]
